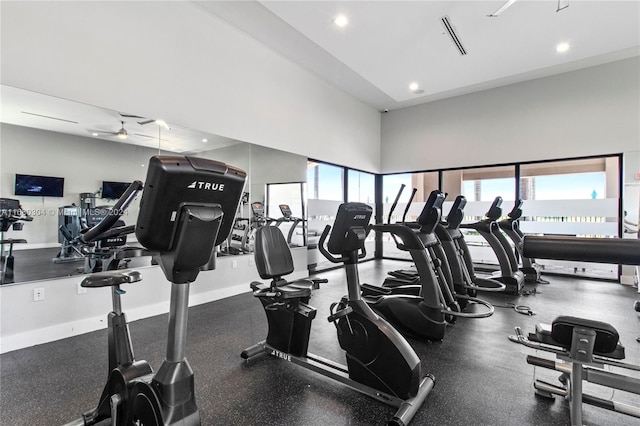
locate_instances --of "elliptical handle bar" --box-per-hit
[318,224,346,263]
[401,188,417,224]
[387,184,405,225]
[80,181,143,243]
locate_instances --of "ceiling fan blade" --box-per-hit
[137,119,156,125]
[118,112,146,119]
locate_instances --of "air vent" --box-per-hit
[441,16,467,56]
[21,111,78,124]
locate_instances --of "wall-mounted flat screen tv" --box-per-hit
[102,181,131,200]
[15,174,64,197]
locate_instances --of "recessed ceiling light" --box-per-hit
[409,82,424,94]
[556,42,570,53]
[92,132,98,136]
[334,14,348,28]
[202,138,208,143]
[155,119,169,129]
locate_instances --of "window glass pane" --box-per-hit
[381,171,438,260]
[307,161,344,272]
[347,169,376,261]
[520,158,616,201]
[347,170,375,203]
[518,157,619,279]
[307,161,344,201]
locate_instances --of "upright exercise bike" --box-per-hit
[241,202,435,426]
[64,155,246,426]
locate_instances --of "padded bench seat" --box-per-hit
[529,315,625,359]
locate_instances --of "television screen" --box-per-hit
[102,181,131,199]
[15,174,64,197]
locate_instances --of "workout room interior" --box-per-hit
[0,1,639,425]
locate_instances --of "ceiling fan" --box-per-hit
[119,112,169,129]
[119,112,156,126]
[87,120,130,139]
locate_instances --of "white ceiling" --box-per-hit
[2,1,638,152]
[199,0,640,111]
[0,85,242,154]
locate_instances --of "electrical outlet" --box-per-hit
[33,287,45,301]
[248,258,254,266]
[232,260,238,269]
[77,282,87,295]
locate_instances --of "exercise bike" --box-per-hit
[241,202,435,426]
[63,155,246,426]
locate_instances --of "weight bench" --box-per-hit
[510,316,640,425]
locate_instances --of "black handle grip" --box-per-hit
[387,184,406,224]
[318,225,343,263]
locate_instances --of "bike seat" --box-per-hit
[114,247,159,260]
[531,315,625,359]
[81,270,142,288]
[252,281,311,299]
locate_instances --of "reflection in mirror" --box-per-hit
[3,86,314,284]
[266,182,307,248]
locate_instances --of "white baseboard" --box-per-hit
[0,283,249,354]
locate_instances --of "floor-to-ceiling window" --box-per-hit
[379,155,622,280]
[442,165,516,266]
[519,156,620,279]
[382,171,439,260]
[307,161,344,271]
[309,154,621,280]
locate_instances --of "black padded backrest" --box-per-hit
[485,196,503,221]
[552,315,619,354]
[446,195,466,229]
[254,226,294,279]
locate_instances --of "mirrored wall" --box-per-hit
[0,86,308,284]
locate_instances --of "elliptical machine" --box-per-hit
[459,196,524,294]
[241,202,435,426]
[498,200,547,283]
[435,195,507,295]
[64,155,247,426]
[361,190,494,341]
[277,203,306,246]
